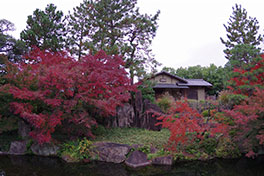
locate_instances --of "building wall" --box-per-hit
[151,74,179,84]
[150,73,207,101]
[197,87,205,101]
[186,87,206,101]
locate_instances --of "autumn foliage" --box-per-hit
[1,48,134,144]
[228,54,264,96]
[224,54,264,157]
[156,100,228,152]
[225,88,264,157]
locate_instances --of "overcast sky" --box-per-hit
[1,0,264,70]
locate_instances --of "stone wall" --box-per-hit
[112,91,162,131]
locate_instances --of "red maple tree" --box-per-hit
[228,54,264,96]
[156,100,228,152]
[2,48,134,144]
[225,88,264,157]
[225,54,264,157]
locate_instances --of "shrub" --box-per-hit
[1,48,134,144]
[201,109,217,118]
[60,138,94,161]
[188,99,218,113]
[156,92,174,113]
[156,100,228,152]
[215,137,240,158]
[225,88,264,157]
[218,90,247,109]
[147,148,171,160]
[137,79,156,103]
[0,90,18,134]
[91,125,107,136]
[199,137,218,155]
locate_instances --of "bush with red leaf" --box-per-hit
[228,54,264,96]
[1,48,134,144]
[156,100,228,152]
[225,54,264,157]
[225,88,264,157]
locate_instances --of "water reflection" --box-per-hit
[0,155,264,176]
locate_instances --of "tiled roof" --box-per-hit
[152,71,212,88]
[154,71,188,83]
[153,84,189,89]
[178,79,212,87]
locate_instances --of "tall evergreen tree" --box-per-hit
[65,1,95,60]
[220,4,262,68]
[0,19,26,63]
[20,4,65,51]
[66,0,160,84]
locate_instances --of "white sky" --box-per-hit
[1,0,264,69]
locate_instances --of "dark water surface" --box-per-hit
[0,155,264,176]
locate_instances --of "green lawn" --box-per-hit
[0,127,170,151]
[92,127,170,150]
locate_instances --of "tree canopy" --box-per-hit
[66,0,160,84]
[162,64,227,96]
[20,4,66,51]
[0,19,26,64]
[1,48,134,143]
[220,4,262,68]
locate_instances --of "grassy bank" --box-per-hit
[92,127,170,150]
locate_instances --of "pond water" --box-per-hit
[0,155,264,176]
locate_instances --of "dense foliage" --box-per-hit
[225,88,264,157]
[65,0,160,84]
[220,4,262,68]
[163,64,226,95]
[0,19,26,63]
[20,4,66,51]
[228,54,264,95]
[156,100,228,152]
[224,55,264,157]
[1,48,133,144]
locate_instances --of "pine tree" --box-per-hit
[0,19,26,63]
[66,0,160,84]
[20,4,66,51]
[65,1,95,60]
[220,4,262,68]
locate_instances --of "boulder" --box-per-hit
[0,170,5,176]
[134,91,144,127]
[9,141,28,155]
[151,156,173,165]
[30,143,59,156]
[125,150,151,168]
[93,142,131,163]
[0,151,8,155]
[115,103,135,128]
[140,99,162,131]
[18,120,31,139]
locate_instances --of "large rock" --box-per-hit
[93,142,131,163]
[140,99,162,131]
[18,120,31,139]
[125,150,151,168]
[151,156,173,165]
[115,103,135,128]
[0,170,5,176]
[9,141,28,155]
[112,91,163,131]
[134,91,144,127]
[30,143,59,156]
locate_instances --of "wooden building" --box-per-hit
[149,71,212,101]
